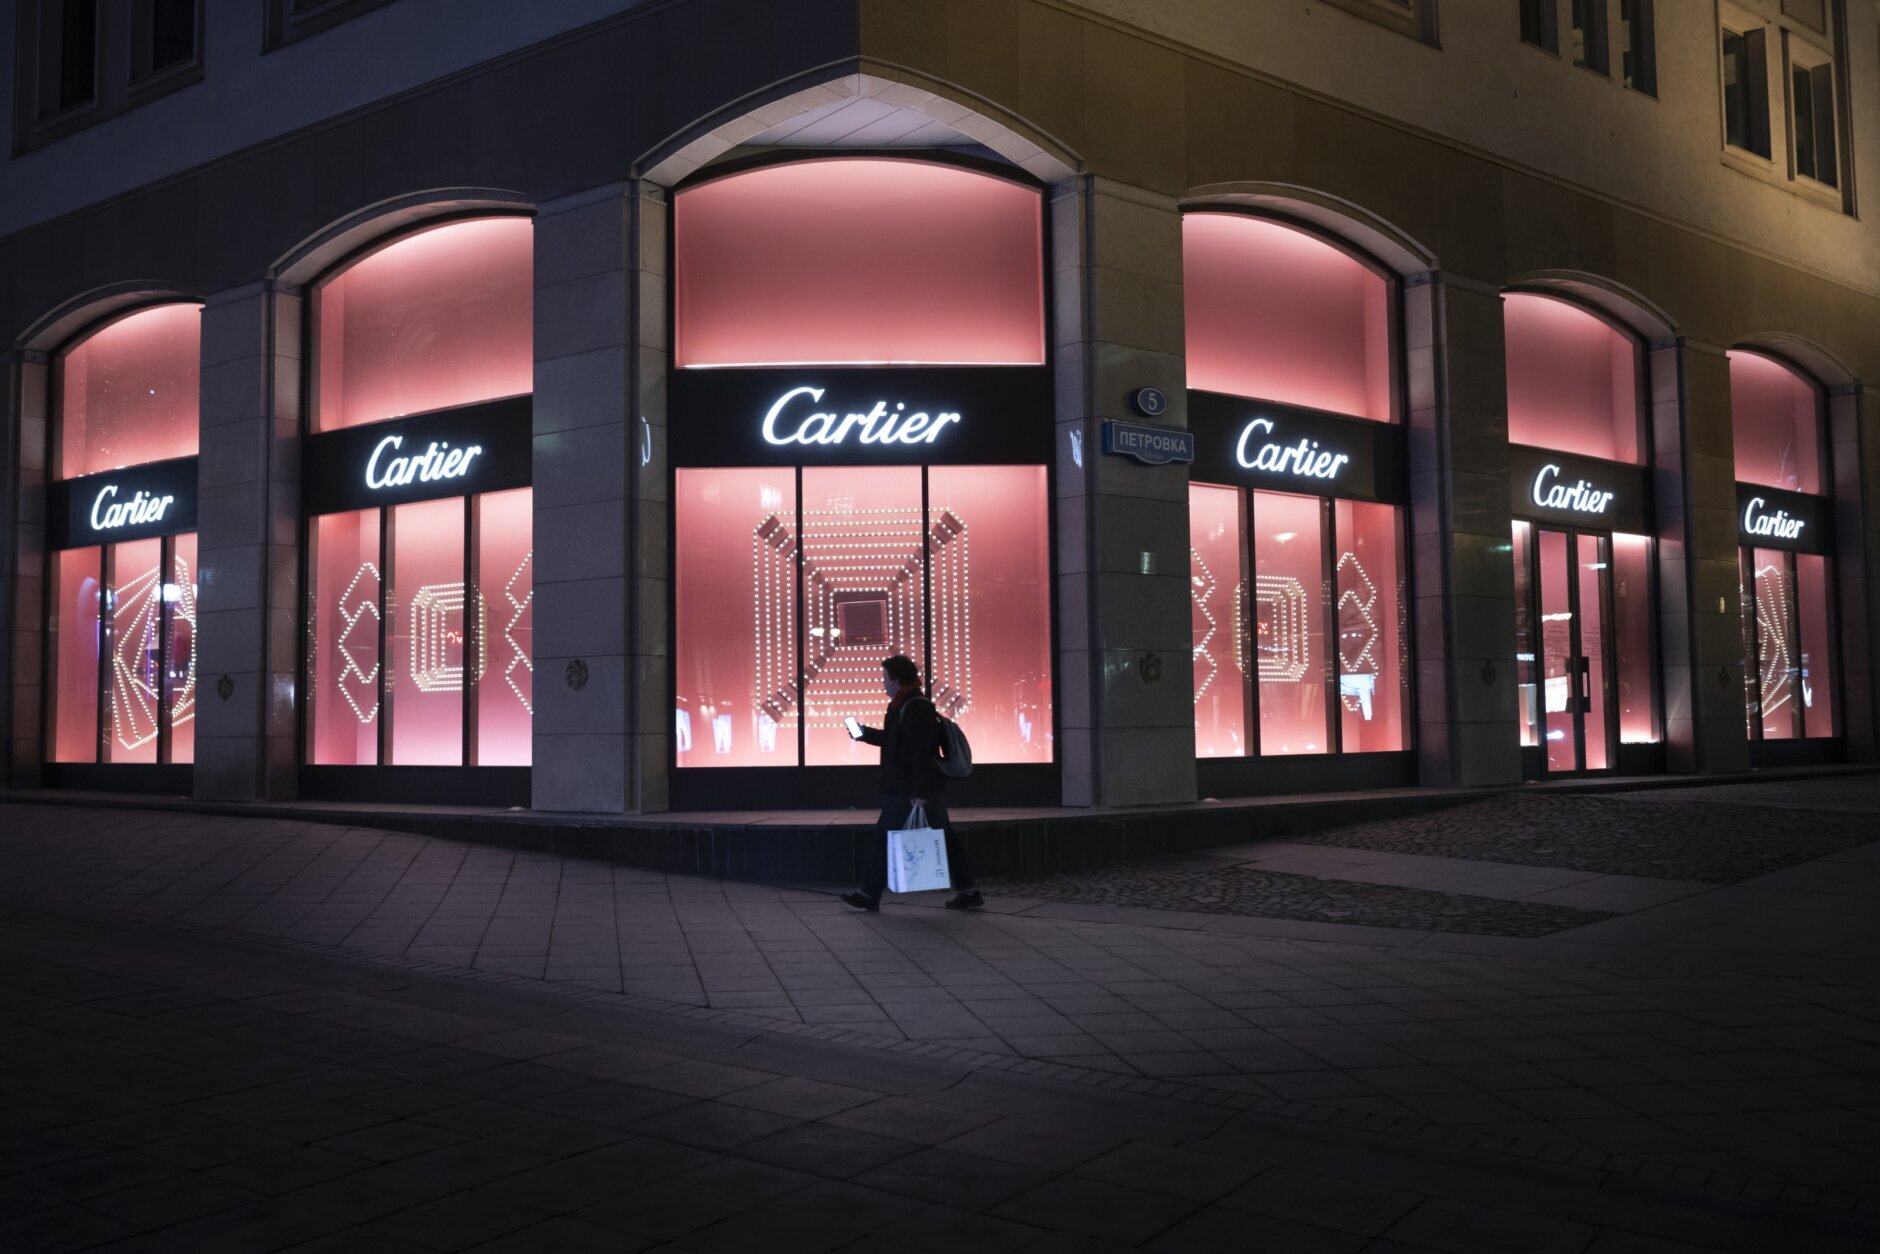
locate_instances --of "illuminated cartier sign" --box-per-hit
[1235,418,1350,480]
[762,385,961,447]
[365,435,484,490]
[1531,463,1614,515]
[89,484,176,532]
[1742,496,1805,540]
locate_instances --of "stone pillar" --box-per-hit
[1052,176,1195,807]
[194,282,302,800]
[1649,339,1747,774]
[2,351,50,787]
[531,182,668,813]
[1404,275,1521,788]
[1829,385,1879,763]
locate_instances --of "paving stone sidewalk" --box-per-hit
[3,898,1877,1252]
[3,781,1880,1215]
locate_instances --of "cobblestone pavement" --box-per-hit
[6,901,1874,1252]
[1285,792,1879,883]
[1614,774,1880,813]
[982,861,1616,937]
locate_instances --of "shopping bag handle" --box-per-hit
[906,802,927,829]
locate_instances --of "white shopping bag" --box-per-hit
[886,804,952,894]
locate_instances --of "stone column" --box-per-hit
[2,351,50,787]
[1051,176,1195,806]
[1649,339,1747,774]
[1404,275,1522,788]
[1829,385,1879,763]
[193,282,302,800]
[531,182,668,813]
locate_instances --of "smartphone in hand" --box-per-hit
[844,716,864,740]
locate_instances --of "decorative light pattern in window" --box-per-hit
[1742,546,1836,741]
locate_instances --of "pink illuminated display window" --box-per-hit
[1190,485,1249,758]
[1183,213,1392,422]
[1190,485,1407,757]
[312,217,534,431]
[47,535,199,766]
[1513,522,1538,748]
[1611,533,1658,746]
[674,159,1045,368]
[1730,351,1822,494]
[55,303,200,478]
[1742,547,1836,740]
[48,548,101,763]
[674,465,1053,768]
[1504,292,1641,463]
[307,494,533,767]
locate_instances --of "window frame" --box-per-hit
[264,0,397,52]
[12,0,204,155]
[1571,0,1610,75]
[1787,29,1841,188]
[1521,0,1561,54]
[1620,0,1657,95]
[1316,0,1440,46]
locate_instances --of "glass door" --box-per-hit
[1532,526,1616,775]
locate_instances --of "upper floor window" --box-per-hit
[1620,0,1657,94]
[1730,350,1823,494]
[1183,213,1393,423]
[13,0,202,153]
[265,0,398,52]
[310,217,535,431]
[55,303,201,478]
[1723,25,1774,157]
[1572,0,1609,74]
[1503,293,1641,464]
[1314,0,1439,45]
[1721,1,1848,201]
[673,158,1045,369]
[1791,44,1839,186]
[1521,0,1560,53]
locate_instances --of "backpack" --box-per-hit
[934,711,973,778]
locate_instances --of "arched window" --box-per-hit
[1503,292,1641,463]
[47,302,202,768]
[1730,350,1822,494]
[303,217,534,777]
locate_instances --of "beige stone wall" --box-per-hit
[861,0,1880,375]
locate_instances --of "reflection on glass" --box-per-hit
[1334,499,1407,752]
[49,548,102,763]
[1740,550,1759,737]
[1513,522,1538,748]
[308,510,382,765]
[56,303,200,478]
[1796,553,1836,738]
[1577,534,1611,771]
[1538,529,1579,772]
[388,498,467,766]
[1190,484,1249,758]
[1253,491,1329,755]
[473,490,533,766]
[166,534,199,765]
[675,468,801,768]
[102,537,164,764]
[928,466,1052,765]
[313,218,534,431]
[1752,548,1800,740]
[1610,533,1656,745]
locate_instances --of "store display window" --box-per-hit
[301,216,535,792]
[44,304,202,773]
[668,157,1056,803]
[1730,351,1836,746]
[1183,213,1410,772]
[1504,292,1641,463]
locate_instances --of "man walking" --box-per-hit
[841,655,983,912]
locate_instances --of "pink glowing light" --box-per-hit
[313,217,534,431]
[674,159,1045,368]
[1190,483,1249,758]
[1183,213,1392,422]
[1730,351,1822,495]
[56,303,201,478]
[1504,293,1641,463]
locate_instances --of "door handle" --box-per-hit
[1575,656,1591,712]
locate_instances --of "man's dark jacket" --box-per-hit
[860,693,946,798]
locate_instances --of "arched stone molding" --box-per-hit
[1729,333,1859,392]
[268,188,535,291]
[635,64,1080,188]
[15,281,203,355]
[1182,183,1437,278]
[1506,270,1678,346]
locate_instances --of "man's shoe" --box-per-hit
[840,891,880,912]
[944,890,984,911]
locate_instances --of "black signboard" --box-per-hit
[1737,483,1831,554]
[303,397,532,516]
[1187,391,1406,504]
[668,367,1055,467]
[49,456,198,549]
[1508,443,1651,534]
